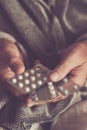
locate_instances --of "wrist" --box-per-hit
[0,31,16,42]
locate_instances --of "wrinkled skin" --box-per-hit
[0,39,87,106]
[50,41,87,86]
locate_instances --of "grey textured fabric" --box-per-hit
[0,0,65,57]
[0,90,76,130]
[0,0,65,68]
[0,32,16,42]
[1,0,87,68]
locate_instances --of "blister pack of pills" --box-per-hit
[8,64,51,94]
[7,63,79,105]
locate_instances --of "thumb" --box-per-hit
[9,56,25,74]
[2,42,25,74]
[50,54,79,82]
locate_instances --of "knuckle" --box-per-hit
[9,57,19,65]
[70,72,86,86]
[76,43,87,58]
[56,63,69,74]
[76,42,86,50]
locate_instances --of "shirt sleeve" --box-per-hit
[75,33,87,43]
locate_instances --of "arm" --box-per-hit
[0,32,26,96]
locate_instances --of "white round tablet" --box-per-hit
[24,72,29,77]
[25,87,30,92]
[18,83,24,88]
[25,79,30,84]
[18,75,23,80]
[12,78,17,84]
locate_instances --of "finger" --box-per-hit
[1,42,25,74]
[26,98,32,107]
[0,62,15,79]
[0,62,21,96]
[9,57,25,74]
[50,52,81,82]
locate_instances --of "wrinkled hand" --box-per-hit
[0,39,25,96]
[27,42,87,107]
[50,41,87,86]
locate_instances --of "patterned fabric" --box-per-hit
[0,87,76,130]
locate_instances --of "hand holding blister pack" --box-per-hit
[7,63,80,107]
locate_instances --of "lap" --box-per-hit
[51,100,87,130]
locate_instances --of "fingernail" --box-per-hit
[50,72,59,82]
[11,63,25,74]
[16,64,25,74]
[26,98,30,107]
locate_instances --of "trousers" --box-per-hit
[29,91,87,130]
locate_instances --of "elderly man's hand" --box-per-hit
[27,41,87,107]
[0,39,25,96]
[50,41,87,86]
